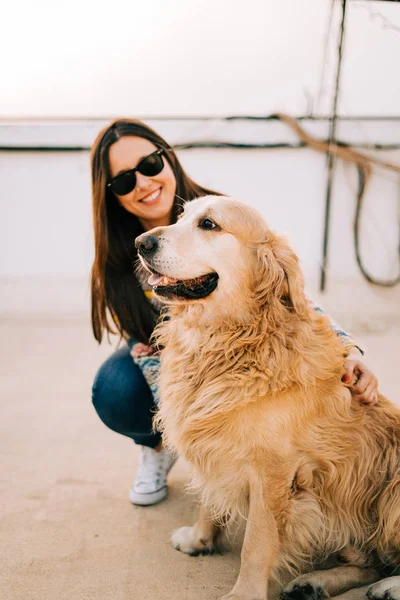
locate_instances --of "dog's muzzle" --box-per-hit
[135,233,219,300]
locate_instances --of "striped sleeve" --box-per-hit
[307,297,364,355]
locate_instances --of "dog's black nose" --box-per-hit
[135,234,158,256]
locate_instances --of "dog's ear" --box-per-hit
[256,233,307,315]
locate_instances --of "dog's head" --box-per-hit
[135,196,306,319]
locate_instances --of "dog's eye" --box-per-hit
[199,218,218,231]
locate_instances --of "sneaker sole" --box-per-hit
[129,485,168,506]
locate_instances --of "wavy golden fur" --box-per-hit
[141,196,400,599]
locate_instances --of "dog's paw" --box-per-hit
[281,581,330,600]
[171,526,218,557]
[367,577,400,600]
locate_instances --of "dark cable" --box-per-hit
[3,141,400,152]
[320,0,348,292]
[354,165,400,287]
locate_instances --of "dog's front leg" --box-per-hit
[171,503,223,556]
[223,480,279,600]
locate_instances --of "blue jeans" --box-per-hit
[91,342,162,448]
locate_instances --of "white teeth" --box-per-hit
[141,189,160,203]
[160,276,177,285]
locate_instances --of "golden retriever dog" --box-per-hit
[135,196,400,600]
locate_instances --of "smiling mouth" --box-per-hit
[140,188,161,204]
[147,270,219,300]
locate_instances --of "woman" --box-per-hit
[90,119,379,507]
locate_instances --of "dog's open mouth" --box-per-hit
[148,271,219,300]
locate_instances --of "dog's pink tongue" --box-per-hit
[148,273,164,286]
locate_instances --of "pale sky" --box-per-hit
[1,0,400,118]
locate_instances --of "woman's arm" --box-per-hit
[308,298,379,405]
[131,301,379,406]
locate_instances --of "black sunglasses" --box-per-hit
[107,148,165,196]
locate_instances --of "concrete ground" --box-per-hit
[1,316,399,600]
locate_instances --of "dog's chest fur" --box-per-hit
[157,319,304,513]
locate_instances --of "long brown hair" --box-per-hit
[90,118,221,344]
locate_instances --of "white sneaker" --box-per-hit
[129,446,178,506]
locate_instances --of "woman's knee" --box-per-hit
[92,346,155,438]
[92,345,154,432]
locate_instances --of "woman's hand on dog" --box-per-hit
[342,349,379,405]
[130,342,157,358]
